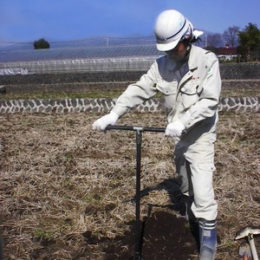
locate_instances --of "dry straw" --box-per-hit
[0,111,259,259]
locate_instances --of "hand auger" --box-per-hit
[105,125,165,260]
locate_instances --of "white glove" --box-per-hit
[165,120,185,138]
[92,111,119,131]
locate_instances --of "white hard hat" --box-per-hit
[154,9,201,52]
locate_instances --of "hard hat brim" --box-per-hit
[156,39,180,52]
[155,18,191,52]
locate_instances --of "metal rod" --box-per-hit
[135,129,142,259]
[249,235,259,260]
[106,124,165,133]
[105,125,165,259]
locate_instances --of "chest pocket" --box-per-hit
[180,79,202,109]
[156,81,177,113]
[156,81,177,96]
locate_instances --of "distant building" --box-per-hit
[215,45,238,61]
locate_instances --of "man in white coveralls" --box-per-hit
[93,9,221,260]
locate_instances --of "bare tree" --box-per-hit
[206,33,224,48]
[223,26,240,47]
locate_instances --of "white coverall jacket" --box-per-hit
[112,45,222,221]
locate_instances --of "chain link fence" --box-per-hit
[1,58,260,80]
[0,56,158,75]
[0,44,162,75]
[0,43,259,78]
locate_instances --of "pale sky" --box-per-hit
[1,0,260,43]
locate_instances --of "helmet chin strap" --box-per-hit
[184,44,191,61]
[181,39,192,60]
[186,44,191,52]
[178,44,191,64]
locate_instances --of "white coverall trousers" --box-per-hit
[174,116,218,221]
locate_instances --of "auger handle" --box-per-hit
[106,125,165,133]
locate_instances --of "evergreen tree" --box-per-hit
[237,23,260,61]
[33,38,50,49]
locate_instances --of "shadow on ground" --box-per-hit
[83,210,198,260]
[83,178,199,260]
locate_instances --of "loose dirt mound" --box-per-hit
[0,111,259,259]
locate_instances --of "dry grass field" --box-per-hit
[0,110,259,259]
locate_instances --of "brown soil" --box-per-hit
[0,111,259,259]
[82,210,198,260]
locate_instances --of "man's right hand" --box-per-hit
[92,111,119,131]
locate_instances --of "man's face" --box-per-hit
[165,42,187,61]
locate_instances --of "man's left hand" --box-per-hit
[165,121,185,138]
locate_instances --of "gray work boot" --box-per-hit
[199,219,217,260]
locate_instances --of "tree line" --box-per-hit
[34,23,260,62]
[205,23,260,61]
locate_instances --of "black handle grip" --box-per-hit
[105,125,165,133]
